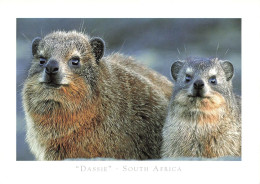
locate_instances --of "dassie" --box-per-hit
[22,31,173,160]
[161,57,241,158]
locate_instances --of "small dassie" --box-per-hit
[161,57,241,158]
[22,31,173,160]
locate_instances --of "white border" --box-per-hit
[1,0,260,183]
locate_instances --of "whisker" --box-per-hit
[176,48,182,60]
[40,26,43,38]
[118,39,126,53]
[177,48,181,56]
[79,20,83,32]
[216,42,219,59]
[224,48,230,57]
[21,33,31,43]
[16,69,29,71]
[184,44,188,58]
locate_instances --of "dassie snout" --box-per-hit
[41,59,63,86]
[192,79,206,97]
[193,79,204,90]
[45,59,59,75]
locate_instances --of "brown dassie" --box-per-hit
[22,31,173,160]
[161,57,241,158]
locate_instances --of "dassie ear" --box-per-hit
[171,60,184,81]
[32,37,41,56]
[221,60,234,81]
[90,37,105,63]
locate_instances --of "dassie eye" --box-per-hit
[209,76,217,84]
[39,57,46,66]
[185,75,192,82]
[70,57,80,66]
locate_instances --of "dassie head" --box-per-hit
[30,31,105,86]
[23,31,105,113]
[170,57,234,110]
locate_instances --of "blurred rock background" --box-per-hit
[16,18,241,160]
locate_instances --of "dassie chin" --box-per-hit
[161,57,241,158]
[22,31,173,160]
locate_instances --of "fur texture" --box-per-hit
[23,31,173,160]
[161,57,241,158]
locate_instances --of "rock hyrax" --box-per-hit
[161,57,241,158]
[22,31,173,160]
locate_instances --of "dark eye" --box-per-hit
[39,57,46,66]
[209,76,217,84]
[185,75,192,82]
[70,57,80,66]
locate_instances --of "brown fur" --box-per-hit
[23,31,173,160]
[161,58,241,158]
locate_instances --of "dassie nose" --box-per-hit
[193,80,204,90]
[45,59,59,75]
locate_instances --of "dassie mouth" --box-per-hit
[190,88,208,98]
[42,82,62,88]
[188,94,209,99]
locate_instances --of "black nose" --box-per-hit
[45,59,59,75]
[193,80,204,90]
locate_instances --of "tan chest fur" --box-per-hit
[162,91,241,158]
[24,53,173,160]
